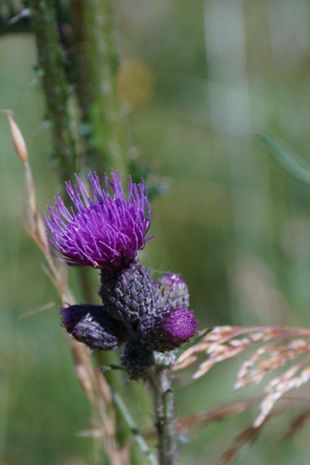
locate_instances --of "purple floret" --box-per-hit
[139,307,198,352]
[45,171,152,271]
[161,308,197,344]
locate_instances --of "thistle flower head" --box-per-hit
[161,308,197,344]
[45,172,151,271]
[156,273,190,309]
[139,307,198,352]
[100,259,155,324]
[61,304,128,350]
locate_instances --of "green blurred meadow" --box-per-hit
[1,1,310,464]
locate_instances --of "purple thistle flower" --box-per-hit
[45,172,152,271]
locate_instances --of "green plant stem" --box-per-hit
[113,392,159,465]
[98,352,130,448]
[71,0,127,177]
[28,0,77,183]
[147,367,178,465]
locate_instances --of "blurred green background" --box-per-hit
[1,0,310,464]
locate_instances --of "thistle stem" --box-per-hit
[148,367,178,465]
[70,0,127,177]
[28,0,77,183]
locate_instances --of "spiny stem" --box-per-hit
[148,367,178,465]
[70,0,127,177]
[28,0,77,183]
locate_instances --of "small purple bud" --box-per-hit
[156,273,189,309]
[61,304,128,350]
[161,308,197,344]
[139,307,198,352]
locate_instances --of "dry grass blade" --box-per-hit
[216,396,310,465]
[144,398,260,440]
[18,301,56,319]
[217,418,269,465]
[282,409,310,440]
[77,428,104,438]
[5,110,28,162]
[175,398,259,436]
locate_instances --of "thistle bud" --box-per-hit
[61,304,128,350]
[100,259,155,324]
[139,307,197,352]
[155,273,189,309]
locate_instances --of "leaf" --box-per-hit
[217,419,269,465]
[282,409,310,440]
[258,133,310,186]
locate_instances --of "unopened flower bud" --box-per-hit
[100,259,155,324]
[139,307,197,352]
[155,273,189,309]
[61,304,128,350]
